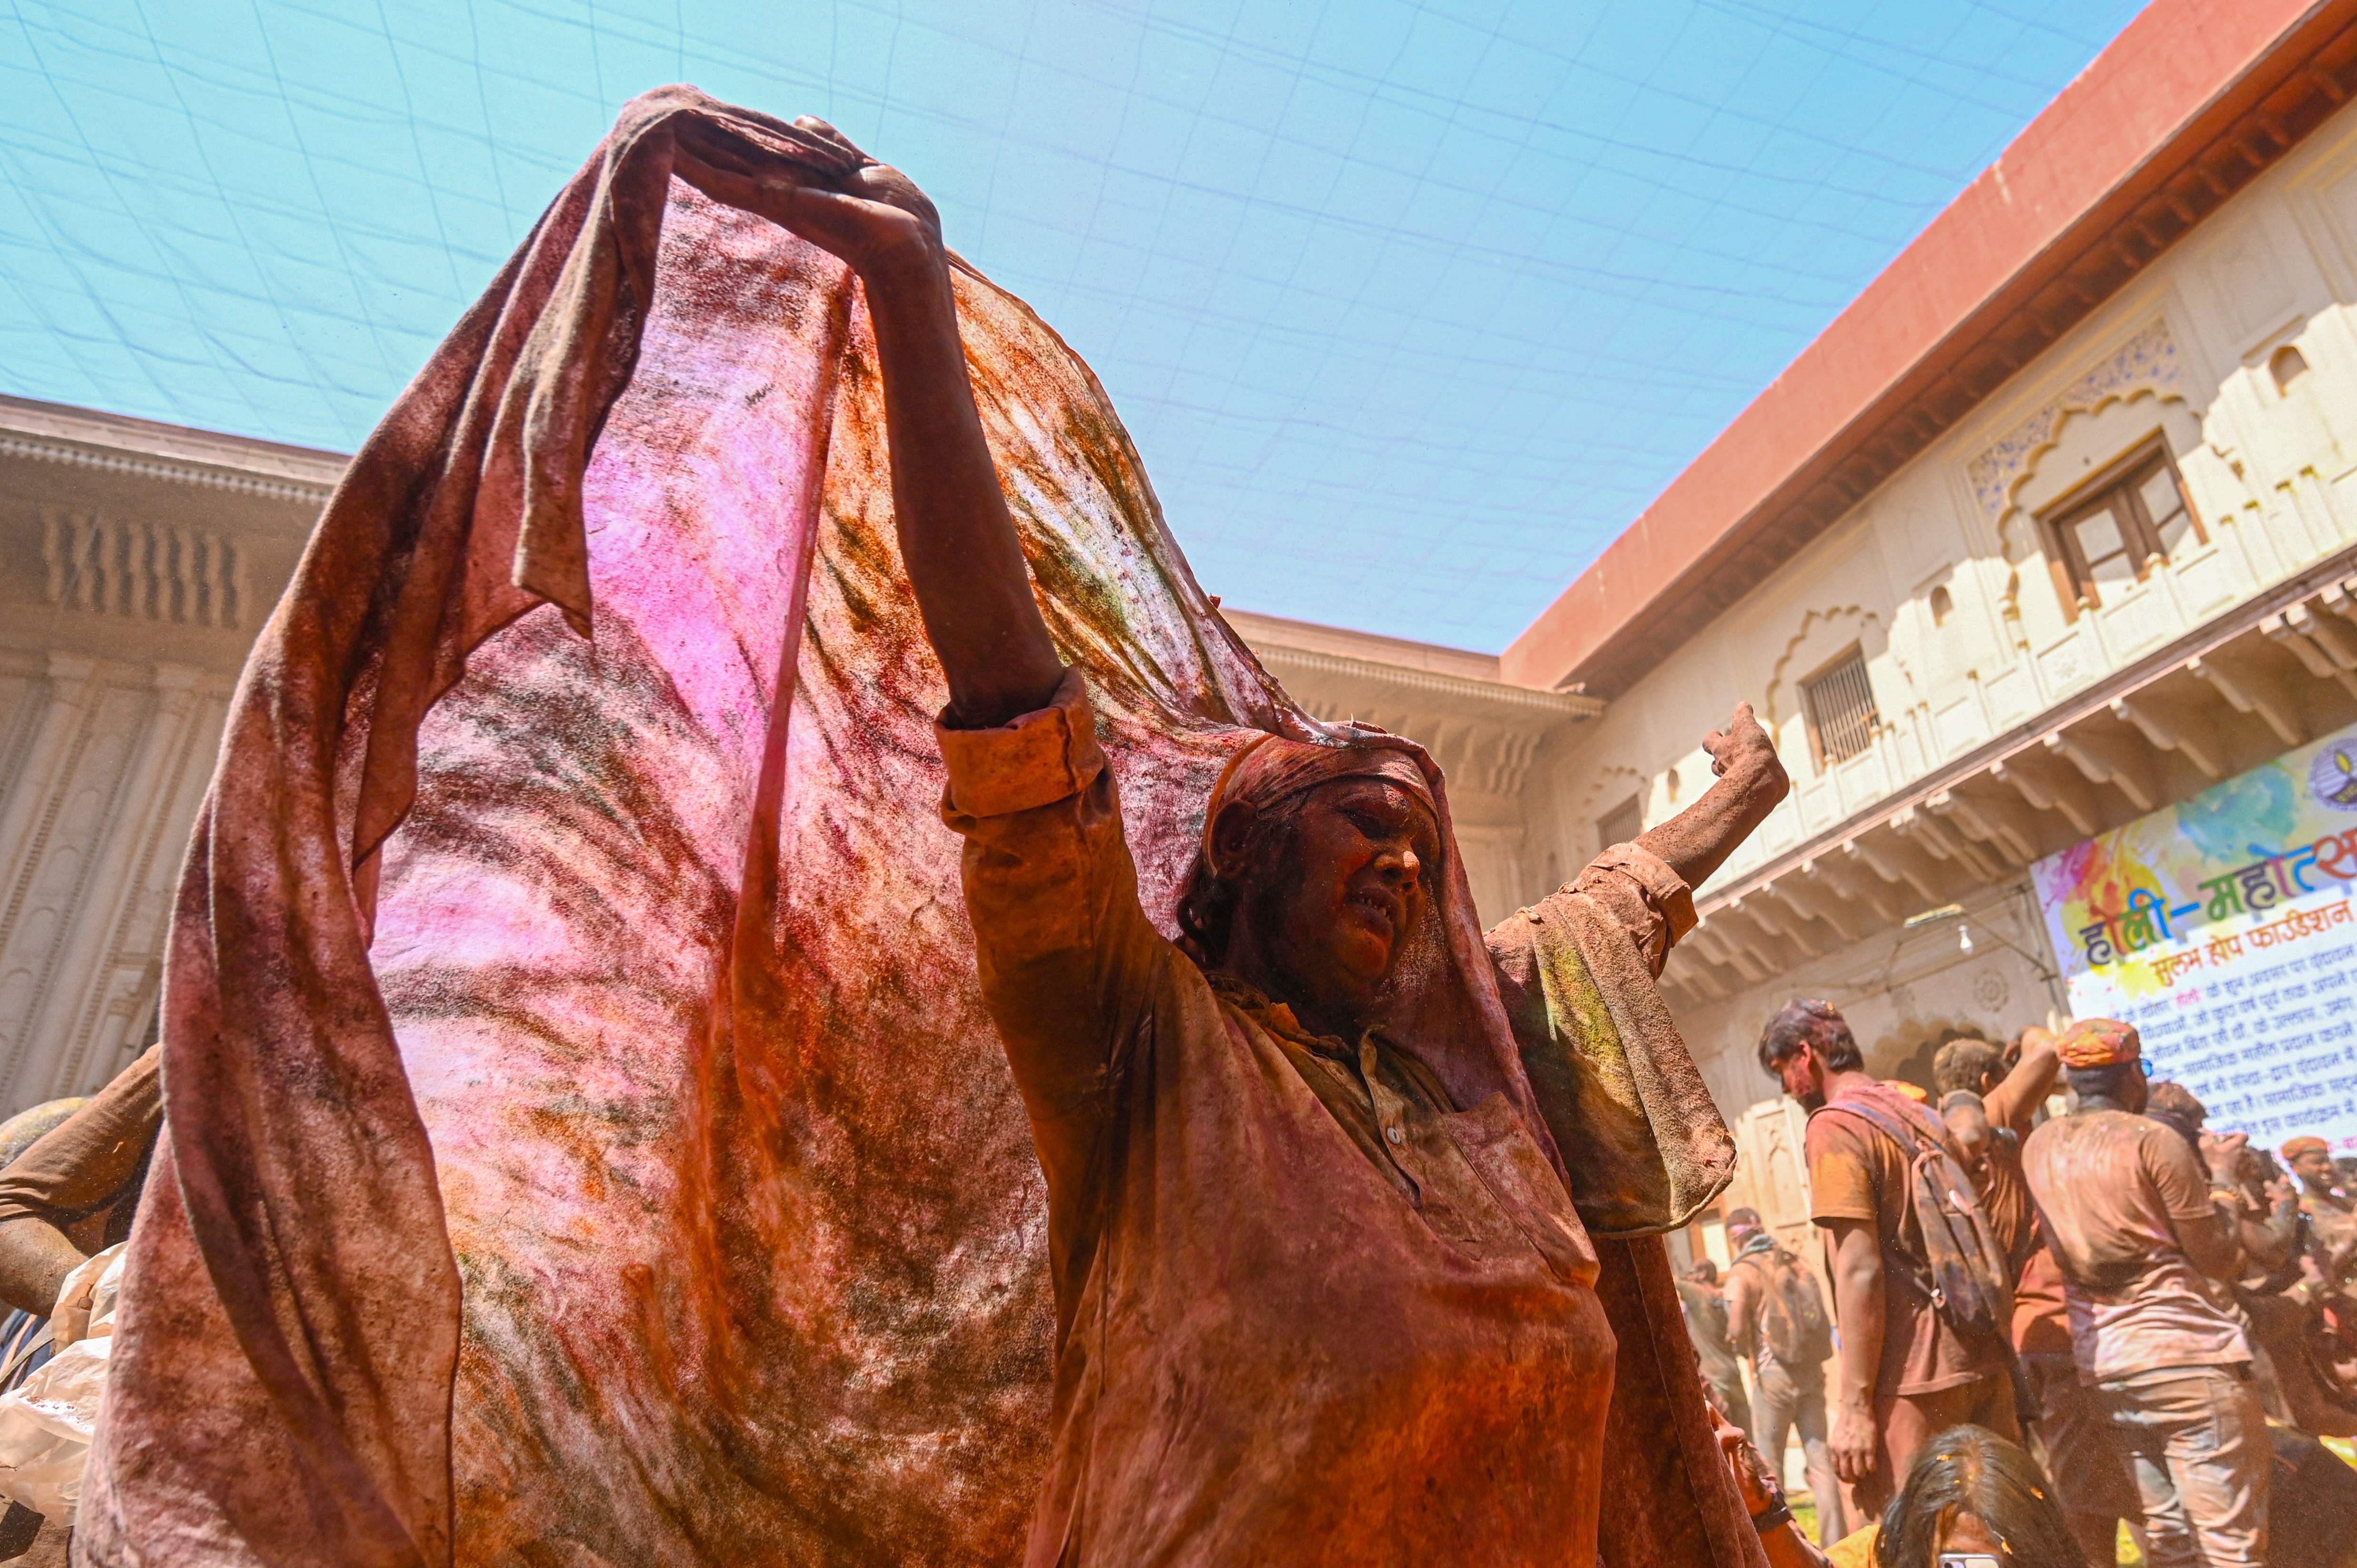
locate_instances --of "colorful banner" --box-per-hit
[2031,719,2357,1155]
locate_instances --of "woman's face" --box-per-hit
[1228,777,1437,1018]
[1933,1507,2007,1566]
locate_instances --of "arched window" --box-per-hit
[2271,344,2310,393]
[1928,584,1954,626]
[2036,437,2201,616]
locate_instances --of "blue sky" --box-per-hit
[0,0,2149,650]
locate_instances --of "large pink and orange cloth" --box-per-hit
[85,89,1757,1568]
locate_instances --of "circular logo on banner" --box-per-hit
[2313,743,2357,811]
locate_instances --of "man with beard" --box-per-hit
[1757,1001,2017,1522]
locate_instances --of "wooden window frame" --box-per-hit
[2035,435,2204,621]
[1799,644,1879,772]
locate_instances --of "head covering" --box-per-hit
[2057,1017,2140,1068]
[1200,731,1435,867]
[2283,1135,2331,1161]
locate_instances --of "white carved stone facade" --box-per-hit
[1534,92,2357,1120]
[0,397,338,1114]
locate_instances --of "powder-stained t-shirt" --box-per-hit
[2011,1243,2071,1357]
[1804,1081,2007,1398]
[937,672,1701,1568]
[2020,1109,2248,1383]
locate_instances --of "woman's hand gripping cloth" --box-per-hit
[81,87,1756,1568]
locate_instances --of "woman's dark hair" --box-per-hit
[1175,796,1305,966]
[1875,1425,2079,1568]
[1756,998,1864,1076]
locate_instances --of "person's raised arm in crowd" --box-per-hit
[673,125,1160,1231]
[1981,1025,2057,1136]
[1524,707,1788,989]
[2252,1160,2302,1277]
[1629,707,1786,895]
[2217,1139,2301,1277]
[2177,1132,2255,1284]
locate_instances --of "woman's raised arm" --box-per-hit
[680,119,1065,730]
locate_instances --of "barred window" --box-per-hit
[1596,795,1644,854]
[1802,648,1878,769]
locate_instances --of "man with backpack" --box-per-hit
[1756,999,2018,1521]
[2022,1018,2267,1568]
[1722,1207,1848,1545]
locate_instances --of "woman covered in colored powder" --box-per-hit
[84,91,1791,1568]
[762,122,1794,1564]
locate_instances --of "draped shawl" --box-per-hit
[80,88,1757,1568]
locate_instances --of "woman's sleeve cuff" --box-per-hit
[935,668,1108,818]
[1582,841,1699,942]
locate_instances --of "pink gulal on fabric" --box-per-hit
[83,88,1756,1567]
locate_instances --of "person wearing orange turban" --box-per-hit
[2023,1019,2268,1566]
[2055,1017,2142,1070]
[2283,1135,2355,1261]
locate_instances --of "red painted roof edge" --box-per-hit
[1500,0,2335,691]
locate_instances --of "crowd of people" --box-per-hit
[1678,1001,2357,1568]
